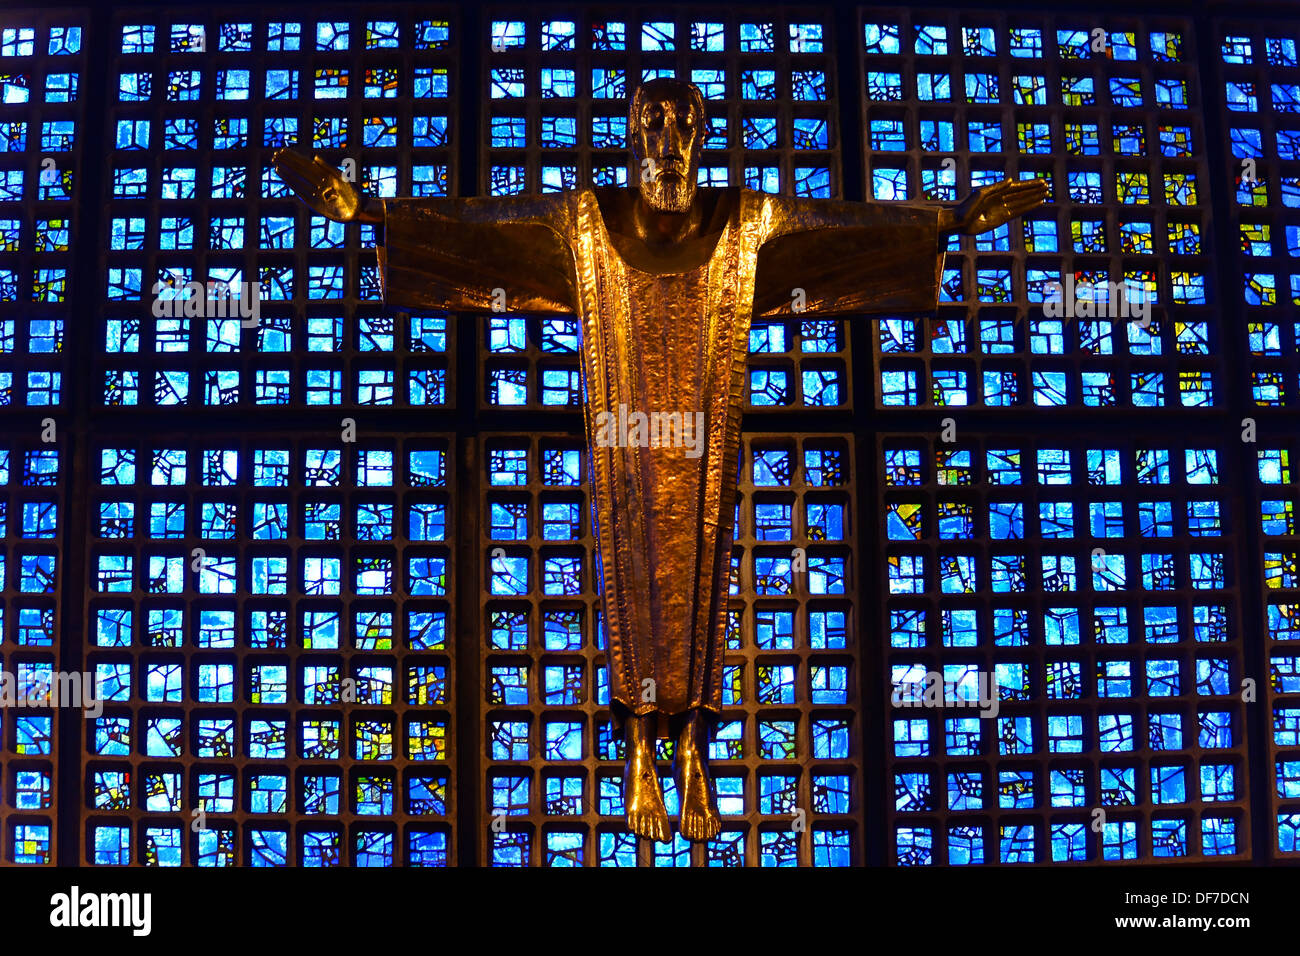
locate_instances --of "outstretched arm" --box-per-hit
[271,150,578,314]
[752,178,1050,318]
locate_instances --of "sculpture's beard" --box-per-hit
[642,172,695,214]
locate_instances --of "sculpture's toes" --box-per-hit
[680,808,701,843]
[629,807,672,844]
[680,804,721,843]
[628,810,650,841]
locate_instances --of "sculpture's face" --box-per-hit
[629,81,704,214]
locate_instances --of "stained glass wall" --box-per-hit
[882,435,1247,862]
[0,14,85,867]
[862,13,1215,411]
[0,2,1295,866]
[861,10,1260,864]
[84,9,462,866]
[1211,21,1300,859]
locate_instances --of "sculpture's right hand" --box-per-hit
[271,149,364,222]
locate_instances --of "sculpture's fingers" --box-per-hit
[269,150,323,198]
[312,154,344,180]
[271,148,316,180]
[1004,179,1050,199]
[999,183,1051,210]
[1005,193,1050,217]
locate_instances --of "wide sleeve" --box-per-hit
[752,194,946,318]
[378,193,578,314]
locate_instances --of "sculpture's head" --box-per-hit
[628,78,707,214]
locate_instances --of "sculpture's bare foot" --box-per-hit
[624,714,671,843]
[674,710,721,843]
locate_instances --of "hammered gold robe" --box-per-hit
[379,186,944,719]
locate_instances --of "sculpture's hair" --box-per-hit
[627,78,708,140]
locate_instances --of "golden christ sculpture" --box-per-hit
[274,78,1048,846]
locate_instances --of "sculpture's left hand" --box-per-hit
[941,178,1051,236]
